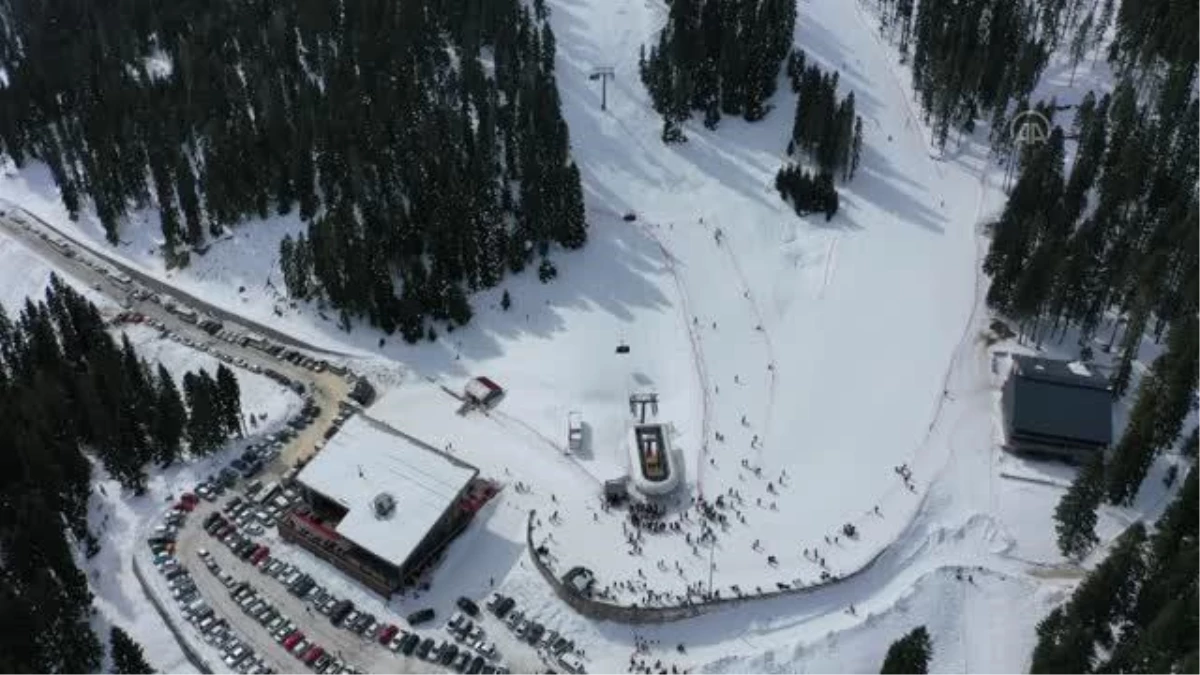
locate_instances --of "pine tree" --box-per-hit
[850,116,864,180]
[183,371,223,455]
[110,627,154,674]
[151,364,186,466]
[881,626,932,673]
[1053,453,1105,559]
[215,364,243,437]
[1030,608,1095,674]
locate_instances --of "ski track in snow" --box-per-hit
[640,223,716,498]
[708,218,779,462]
[818,234,838,299]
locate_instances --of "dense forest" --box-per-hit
[0,0,586,338]
[873,0,1056,149]
[639,0,797,140]
[0,277,246,671]
[964,0,1197,665]
[981,4,1197,541]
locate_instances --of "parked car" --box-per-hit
[302,645,324,665]
[282,632,305,650]
[417,638,436,660]
[408,607,435,626]
[457,596,480,617]
[330,601,354,626]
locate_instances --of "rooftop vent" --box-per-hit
[372,492,396,520]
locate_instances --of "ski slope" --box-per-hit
[0,0,1188,671]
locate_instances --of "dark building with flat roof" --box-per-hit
[1002,355,1113,464]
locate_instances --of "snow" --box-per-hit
[0,0,1187,670]
[296,414,478,568]
[1066,361,1092,377]
[0,229,115,314]
[143,50,173,81]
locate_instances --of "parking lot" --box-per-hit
[173,488,516,674]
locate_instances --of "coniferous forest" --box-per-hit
[0,0,587,339]
[639,0,797,140]
[970,2,1198,665]
[0,277,243,671]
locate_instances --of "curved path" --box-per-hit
[0,198,358,358]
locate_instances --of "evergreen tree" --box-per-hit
[881,626,932,674]
[151,364,186,466]
[215,364,243,437]
[183,371,223,455]
[1053,453,1104,559]
[110,626,154,674]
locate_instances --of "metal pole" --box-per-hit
[590,67,614,112]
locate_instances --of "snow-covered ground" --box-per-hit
[0,0,1188,671]
[0,229,114,314]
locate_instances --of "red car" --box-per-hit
[175,500,195,512]
[250,545,270,565]
[302,645,324,665]
[181,492,199,505]
[282,632,304,650]
[377,624,399,646]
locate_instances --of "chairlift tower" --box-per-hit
[629,392,659,424]
[588,66,615,111]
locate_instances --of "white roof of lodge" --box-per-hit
[296,415,477,568]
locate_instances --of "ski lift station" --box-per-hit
[627,423,679,496]
[625,393,680,497]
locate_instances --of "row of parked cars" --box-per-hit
[202,500,367,674]
[379,595,505,673]
[147,510,275,673]
[215,489,511,673]
[194,550,283,672]
[321,401,359,441]
[194,420,309,503]
[490,593,586,674]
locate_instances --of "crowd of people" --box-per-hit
[528,436,924,613]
